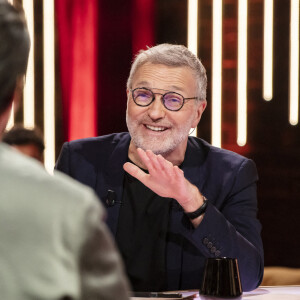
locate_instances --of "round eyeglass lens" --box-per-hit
[163,93,184,110]
[133,88,153,106]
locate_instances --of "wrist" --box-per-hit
[181,185,205,212]
[185,196,208,220]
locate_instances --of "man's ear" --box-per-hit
[192,100,207,128]
[126,89,131,104]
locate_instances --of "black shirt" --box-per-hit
[116,169,172,292]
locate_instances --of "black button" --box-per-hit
[203,238,209,245]
[207,242,213,249]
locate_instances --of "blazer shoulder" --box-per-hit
[189,136,254,168]
[67,132,130,147]
[64,132,130,156]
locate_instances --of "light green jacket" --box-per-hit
[0,143,129,300]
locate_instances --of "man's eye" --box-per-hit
[165,95,182,103]
[137,93,151,98]
[135,90,152,100]
[169,97,181,103]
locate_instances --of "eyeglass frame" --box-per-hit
[130,87,199,112]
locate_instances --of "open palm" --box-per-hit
[123,148,198,209]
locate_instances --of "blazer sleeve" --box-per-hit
[79,196,130,300]
[55,141,98,190]
[180,158,264,292]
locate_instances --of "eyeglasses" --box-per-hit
[131,87,198,111]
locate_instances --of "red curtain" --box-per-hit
[132,0,156,56]
[56,0,155,140]
[56,0,98,141]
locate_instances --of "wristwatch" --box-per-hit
[185,196,208,219]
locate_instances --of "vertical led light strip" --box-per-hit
[263,0,273,101]
[237,0,248,146]
[22,0,35,128]
[187,0,198,137]
[211,0,222,147]
[289,0,299,125]
[188,0,198,55]
[43,0,55,173]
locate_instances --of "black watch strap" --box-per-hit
[185,197,208,219]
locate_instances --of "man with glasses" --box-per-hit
[56,44,264,293]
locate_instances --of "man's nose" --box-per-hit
[147,94,166,120]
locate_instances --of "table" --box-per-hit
[194,286,300,299]
[131,286,300,300]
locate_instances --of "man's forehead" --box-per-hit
[134,80,186,92]
[132,63,196,92]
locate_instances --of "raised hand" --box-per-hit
[123,148,204,213]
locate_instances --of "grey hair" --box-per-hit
[0,0,30,114]
[126,43,207,101]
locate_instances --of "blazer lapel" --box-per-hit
[96,133,131,236]
[182,137,209,192]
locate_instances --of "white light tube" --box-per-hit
[237,0,248,147]
[263,0,273,101]
[289,0,299,125]
[43,0,55,173]
[211,0,222,148]
[22,0,35,128]
[188,0,198,56]
[187,0,198,137]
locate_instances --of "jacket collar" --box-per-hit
[181,137,209,189]
[103,133,131,235]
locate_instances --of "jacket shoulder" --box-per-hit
[188,136,254,168]
[0,143,100,212]
[67,132,130,152]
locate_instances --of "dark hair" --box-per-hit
[0,0,30,114]
[3,124,45,153]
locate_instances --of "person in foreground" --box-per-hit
[0,1,129,299]
[56,43,264,292]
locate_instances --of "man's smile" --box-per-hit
[144,124,169,132]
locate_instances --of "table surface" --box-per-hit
[192,286,300,300]
[131,286,300,300]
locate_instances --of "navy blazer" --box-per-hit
[55,132,264,292]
